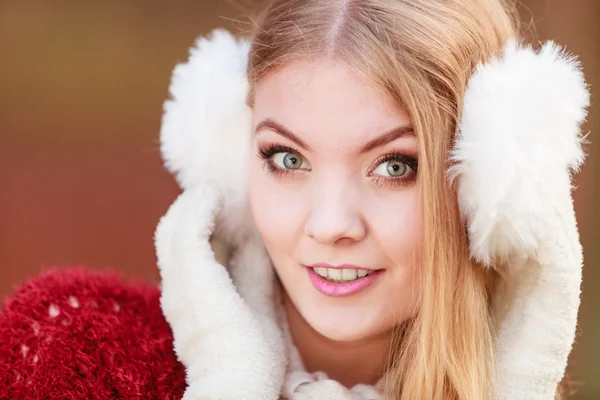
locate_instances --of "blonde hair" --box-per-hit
[245,1,543,399]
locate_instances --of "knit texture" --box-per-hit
[0,267,186,400]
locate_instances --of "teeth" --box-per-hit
[313,267,373,282]
[314,267,328,277]
[342,269,357,280]
[328,268,342,280]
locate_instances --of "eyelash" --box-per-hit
[258,144,302,176]
[370,152,418,188]
[257,143,418,188]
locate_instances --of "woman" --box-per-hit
[0,0,588,399]
[156,0,589,399]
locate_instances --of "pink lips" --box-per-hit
[306,264,383,297]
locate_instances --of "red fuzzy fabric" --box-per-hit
[0,268,186,399]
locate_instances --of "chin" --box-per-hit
[312,319,374,342]
[299,298,393,343]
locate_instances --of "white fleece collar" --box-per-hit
[154,29,589,400]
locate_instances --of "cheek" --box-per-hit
[373,193,421,264]
[367,190,423,319]
[248,160,305,257]
[368,187,422,268]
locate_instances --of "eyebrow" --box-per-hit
[255,119,312,151]
[254,118,414,154]
[360,126,414,154]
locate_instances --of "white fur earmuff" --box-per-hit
[450,40,588,266]
[452,40,589,400]
[155,30,286,400]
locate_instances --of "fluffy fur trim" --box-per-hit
[452,40,589,399]
[450,40,589,266]
[160,29,254,246]
[155,187,285,399]
[156,30,286,399]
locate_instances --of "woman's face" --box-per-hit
[249,59,422,342]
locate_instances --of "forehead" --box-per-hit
[252,59,410,146]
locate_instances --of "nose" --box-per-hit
[304,179,366,245]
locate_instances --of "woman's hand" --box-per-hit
[155,186,285,400]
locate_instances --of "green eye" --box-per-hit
[273,152,309,170]
[373,160,411,177]
[387,160,407,176]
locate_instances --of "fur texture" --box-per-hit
[161,29,255,248]
[155,30,589,399]
[450,40,589,266]
[451,40,589,400]
[156,30,286,400]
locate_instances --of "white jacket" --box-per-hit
[154,30,590,400]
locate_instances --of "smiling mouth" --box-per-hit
[312,267,376,283]
[306,265,384,297]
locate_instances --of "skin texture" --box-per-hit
[249,59,423,386]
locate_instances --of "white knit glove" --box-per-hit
[155,187,286,400]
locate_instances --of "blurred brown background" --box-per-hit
[0,1,598,398]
